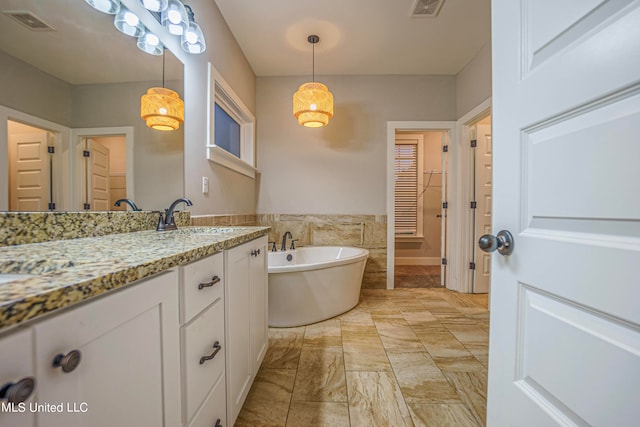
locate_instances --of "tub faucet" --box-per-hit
[114,198,141,211]
[157,198,193,231]
[281,231,293,252]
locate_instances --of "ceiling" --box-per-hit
[214,0,492,77]
[0,0,182,85]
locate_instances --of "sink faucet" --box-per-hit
[281,231,293,252]
[114,198,141,211]
[157,198,193,231]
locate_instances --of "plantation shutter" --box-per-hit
[395,143,418,235]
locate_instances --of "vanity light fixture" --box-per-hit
[140,49,185,131]
[114,4,145,37]
[85,0,205,55]
[85,0,121,14]
[181,5,206,54]
[161,0,188,36]
[293,35,334,127]
[137,27,164,55]
[141,0,168,13]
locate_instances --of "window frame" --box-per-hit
[207,63,256,178]
[394,133,424,241]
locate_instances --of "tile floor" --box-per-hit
[236,288,489,427]
[394,265,443,288]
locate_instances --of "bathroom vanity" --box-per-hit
[0,226,269,427]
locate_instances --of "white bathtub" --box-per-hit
[268,246,369,327]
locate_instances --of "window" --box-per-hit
[394,134,423,238]
[208,63,256,178]
[214,103,240,157]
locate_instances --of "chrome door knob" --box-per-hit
[478,230,514,256]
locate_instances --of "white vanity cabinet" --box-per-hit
[0,329,36,427]
[32,269,181,427]
[178,252,226,427]
[224,236,268,425]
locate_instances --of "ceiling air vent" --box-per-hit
[411,0,445,18]
[2,10,55,31]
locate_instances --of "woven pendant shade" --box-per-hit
[140,87,184,131]
[293,82,334,128]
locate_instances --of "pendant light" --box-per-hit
[293,35,334,128]
[161,0,188,36]
[181,5,206,54]
[140,49,184,131]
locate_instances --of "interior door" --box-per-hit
[488,1,640,426]
[8,132,49,211]
[87,138,110,211]
[473,123,492,293]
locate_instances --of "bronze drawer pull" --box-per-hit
[52,350,81,373]
[199,341,222,365]
[198,275,221,290]
[0,377,36,403]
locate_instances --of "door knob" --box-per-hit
[53,350,82,373]
[478,230,514,256]
[0,377,36,403]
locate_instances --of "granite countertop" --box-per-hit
[0,226,269,331]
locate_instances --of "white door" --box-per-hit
[488,1,640,426]
[87,138,110,211]
[8,132,49,211]
[473,123,492,293]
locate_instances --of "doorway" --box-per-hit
[71,127,134,211]
[7,120,57,211]
[394,130,448,288]
[386,121,456,290]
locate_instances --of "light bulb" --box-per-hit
[310,104,317,111]
[146,33,159,46]
[185,30,198,44]
[124,11,138,26]
[159,107,168,115]
[168,10,181,24]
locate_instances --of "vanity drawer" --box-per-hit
[182,298,225,423]
[187,373,226,427]
[180,252,224,324]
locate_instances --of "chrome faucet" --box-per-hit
[114,198,141,211]
[281,231,293,252]
[157,198,193,231]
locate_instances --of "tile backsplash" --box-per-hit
[0,211,190,246]
[257,214,387,289]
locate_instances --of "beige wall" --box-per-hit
[0,50,72,126]
[72,81,184,210]
[181,0,258,216]
[256,75,457,215]
[456,42,492,118]
[395,131,444,262]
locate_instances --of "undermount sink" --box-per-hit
[0,274,33,285]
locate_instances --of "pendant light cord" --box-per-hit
[312,41,315,83]
[162,48,166,88]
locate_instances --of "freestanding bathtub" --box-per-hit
[268,246,369,327]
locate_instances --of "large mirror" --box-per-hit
[0,0,184,212]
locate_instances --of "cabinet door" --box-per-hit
[0,329,35,427]
[224,242,252,426]
[250,236,268,374]
[33,270,181,427]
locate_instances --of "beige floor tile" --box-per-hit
[413,327,471,358]
[346,371,414,427]
[408,403,481,427]
[303,319,342,348]
[285,401,350,427]
[292,347,347,402]
[342,325,392,371]
[375,319,426,353]
[236,369,296,427]
[237,287,490,426]
[387,351,461,404]
[433,355,487,372]
[443,371,487,426]
[262,328,305,370]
